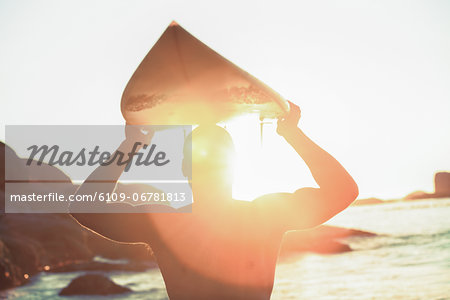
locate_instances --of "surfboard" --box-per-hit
[121,21,289,125]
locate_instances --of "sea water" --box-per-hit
[272,198,450,300]
[2,198,450,299]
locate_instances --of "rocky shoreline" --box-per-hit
[354,171,450,206]
[0,213,155,291]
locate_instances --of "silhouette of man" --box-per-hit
[71,102,358,300]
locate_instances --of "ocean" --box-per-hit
[2,198,450,299]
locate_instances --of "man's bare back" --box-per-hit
[146,200,283,299]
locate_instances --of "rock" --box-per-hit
[0,240,25,290]
[404,190,431,200]
[279,225,376,258]
[59,274,131,296]
[404,172,450,200]
[0,213,93,289]
[0,211,155,291]
[435,172,450,196]
[0,212,155,291]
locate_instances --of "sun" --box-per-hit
[223,114,316,201]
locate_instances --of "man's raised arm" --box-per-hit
[70,126,154,243]
[254,101,358,231]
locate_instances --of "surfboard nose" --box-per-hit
[121,21,289,125]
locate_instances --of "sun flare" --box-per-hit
[223,114,316,201]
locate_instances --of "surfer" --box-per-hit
[71,101,358,299]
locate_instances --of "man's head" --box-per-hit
[182,125,236,195]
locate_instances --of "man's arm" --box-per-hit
[254,101,358,231]
[70,126,156,243]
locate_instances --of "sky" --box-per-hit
[1,0,449,199]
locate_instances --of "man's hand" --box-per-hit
[277,101,301,137]
[124,124,155,151]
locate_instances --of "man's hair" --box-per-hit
[183,124,235,167]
